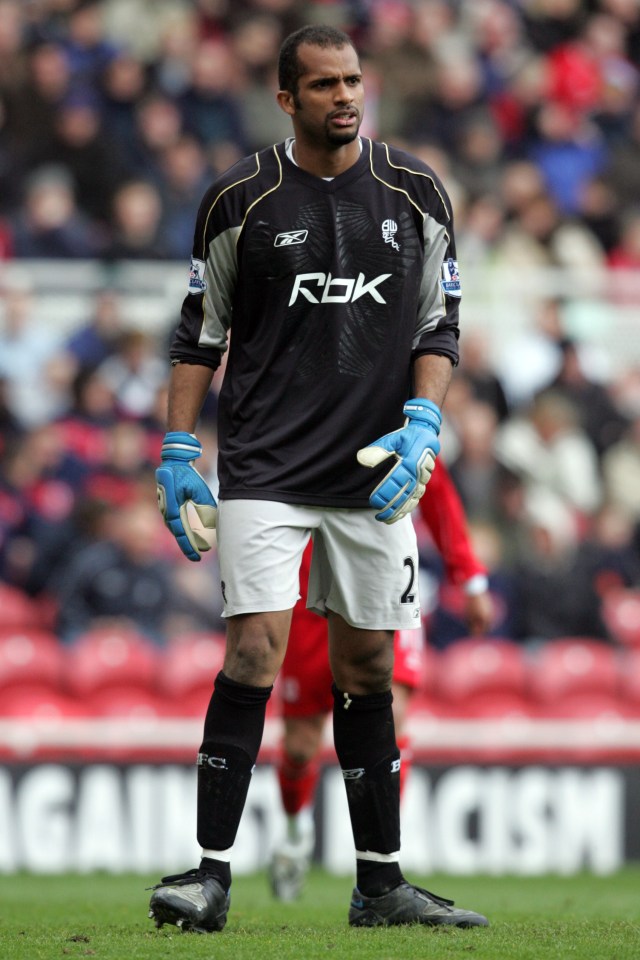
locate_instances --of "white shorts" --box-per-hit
[215,500,421,631]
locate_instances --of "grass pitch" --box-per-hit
[0,868,638,960]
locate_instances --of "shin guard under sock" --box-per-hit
[196,671,272,857]
[332,684,403,896]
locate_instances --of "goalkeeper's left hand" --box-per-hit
[357,398,441,524]
[156,431,217,561]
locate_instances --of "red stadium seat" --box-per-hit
[535,691,631,720]
[90,686,170,719]
[0,628,65,691]
[528,638,620,705]
[618,649,640,712]
[450,691,534,719]
[602,589,640,648]
[433,637,529,708]
[64,626,160,699]
[0,684,86,718]
[0,583,44,631]
[156,632,226,707]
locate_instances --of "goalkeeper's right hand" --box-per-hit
[156,431,217,561]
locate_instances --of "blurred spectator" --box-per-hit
[124,93,184,184]
[95,329,169,419]
[179,39,248,152]
[100,51,149,149]
[447,399,504,524]
[10,164,104,259]
[452,108,504,199]
[577,174,621,254]
[582,11,639,145]
[51,497,183,644]
[402,49,486,150]
[4,42,71,166]
[56,366,117,469]
[458,330,510,423]
[60,0,120,93]
[64,287,124,370]
[582,500,640,598]
[494,388,603,518]
[0,0,27,97]
[608,208,640,271]
[0,275,75,426]
[24,91,124,224]
[0,423,87,594]
[510,487,607,646]
[82,418,156,508]
[602,414,640,522]
[605,100,640,209]
[157,135,210,259]
[104,0,197,68]
[526,101,608,216]
[149,6,200,98]
[105,179,169,260]
[545,336,628,457]
[455,192,506,269]
[496,297,565,410]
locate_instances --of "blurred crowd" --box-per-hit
[0,0,640,652]
[0,0,638,268]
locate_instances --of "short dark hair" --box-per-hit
[278,25,356,94]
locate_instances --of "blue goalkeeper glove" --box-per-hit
[357,398,441,524]
[156,431,217,561]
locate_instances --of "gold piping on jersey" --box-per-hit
[199,152,262,260]
[198,145,284,339]
[367,140,452,248]
[238,144,284,235]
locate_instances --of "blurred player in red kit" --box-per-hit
[270,458,493,899]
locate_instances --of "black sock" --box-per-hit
[332,684,403,897]
[196,671,272,867]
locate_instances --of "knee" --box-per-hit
[333,645,393,695]
[224,618,287,686]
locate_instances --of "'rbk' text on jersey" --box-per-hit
[289,272,392,306]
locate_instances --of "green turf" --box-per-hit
[0,868,638,960]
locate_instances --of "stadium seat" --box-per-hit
[618,649,640,712]
[90,686,170,719]
[0,684,86,719]
[534,691,631,720]
[64,626,161,700]
[528,638,620,705]
[601,588,640,648]
[0,628,65,692]
[433,637,530,709]
[450,691,534,719]
[156,632,226,709]
[0,583,44,631]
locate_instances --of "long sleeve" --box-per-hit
[418,459,487,587]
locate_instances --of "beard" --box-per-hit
[325,124,360,146]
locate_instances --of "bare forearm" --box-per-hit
[166,361,215,432]
[412,353,453,408]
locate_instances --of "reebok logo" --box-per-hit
[275,229,308,246]
[289,272,391,306]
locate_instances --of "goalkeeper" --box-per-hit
[150,23,489,935]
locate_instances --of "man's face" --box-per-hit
[282,42,364,147]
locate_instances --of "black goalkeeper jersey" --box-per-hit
[170,137,461,507]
